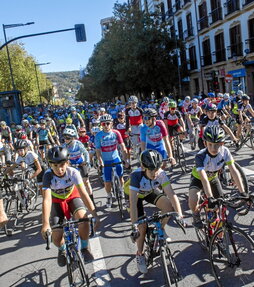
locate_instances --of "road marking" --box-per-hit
[90,234,111,286]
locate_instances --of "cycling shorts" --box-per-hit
[189,175,223,199]
[137,189,165,218]
[123,137,131,150]
[168,124,182,137]
[103,158,123,182]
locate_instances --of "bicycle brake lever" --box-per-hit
[174,217,187,234]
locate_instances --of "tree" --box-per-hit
[78,2,187,102]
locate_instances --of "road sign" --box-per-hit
[225,74,233,83]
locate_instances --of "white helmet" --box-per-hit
[128,95,138,103]
[223,93,230,100]
[163,97,170,103]
[191,98,199,104]
[100,107,106,112]
[100,114,113,122]
[63,128,76,137]
[237,90,244,97]
[217,93,223,98]
[91,127,101,133]
[185,96,191,101]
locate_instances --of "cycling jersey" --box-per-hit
[114,120,128,139]
[0,126,11,138]
[239,102,252,113]
[42,167,83,199]
[217,99,231,111]
[95,129,123,161]
[159,102,169,119]
[181,100,191,114]
[192,146,234,181]
[127,167,170,198]
[37,128,51,141]
[187,105,202,119]
[125,107,143,130]
[200,116,225,127]
[62,140,89,165]
[164,110,182,126]
[16,151,39,167]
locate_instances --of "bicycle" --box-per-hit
[104,162,125,220]
[46,217,94,287]
[234,120,254,152]
[189,121,199,151]
[133,211,186,287]
[194,195,254,286]
[171,131,187,173]
[129,133,141,160]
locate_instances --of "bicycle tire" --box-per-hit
[114,176,124,220]
[246,130,254,149]
[4,197,18,236]
[177,143,187,173]
[144,226,154,267]
[194,205,210,250]
[209,225,254,287]
[66,249,89,287]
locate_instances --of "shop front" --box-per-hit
[227,68,246,93]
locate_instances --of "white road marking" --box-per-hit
[90,234,111,286]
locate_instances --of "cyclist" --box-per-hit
[68,106,84,129]
[46,117,60,146]
[189,126,247,228]
[89,110,101,132]
[0,192,8,227]
[41,146,100,266]
[65,118,78,138]
[78,127,90,148]
[95,114,129,208]
[0,121,14,150]
[21,119,33,140]
[62,128,95,206]
[159,96,170,120]
[127,149,183,274]
[140,108,175,169]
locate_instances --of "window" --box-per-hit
[194,78,200,94]
[210,0,222,24]
[248,18,254,53]
[160,3,166,22]
[167,0,172,9]
[170,25,176,39]
[178,19,183,40]
[189,46,197,70]
[186,13,194,37]
[229,25,242,57]
[202,39,212,66]
[214,33,226,62]
[224,0,240,16]
[198,2,208,30]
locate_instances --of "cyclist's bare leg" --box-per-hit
[188,188,201,213]
[83,177,92,196]
[0,198,8,227]
[104,181,112,195]
[136,223,147,255]
[74,209,89,241]
[52,229,64,248]
[156,195,174,227]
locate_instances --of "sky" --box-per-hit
[0,0,125,73]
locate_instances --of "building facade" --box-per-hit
[136,0,254,98]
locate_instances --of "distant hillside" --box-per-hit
[46,70,80,98]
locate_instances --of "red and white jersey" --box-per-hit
[159,102,169,119]
[125,107,143,130]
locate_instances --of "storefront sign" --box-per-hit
[228,68,246,78]
[225,74,233,83]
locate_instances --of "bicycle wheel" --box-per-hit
[177,143,187,173]
[4,196,18,236]
[26,183,39,212]
[209,225,254,287]
[114,176,124,220]
[144,226,154,267]
[246,129,254,149]
[194,205,210,250]
[66,249,89,287]
[160,244,180,287]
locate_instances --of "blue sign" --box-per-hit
[228,68,246,78]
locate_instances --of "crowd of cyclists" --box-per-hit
[0,89,253,278]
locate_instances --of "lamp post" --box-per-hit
[2,22,35,90]
[34,62,50,103]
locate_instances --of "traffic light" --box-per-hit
[75,24,86,42]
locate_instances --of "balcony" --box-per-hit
[198,16,209,31]
[183,0,191,8]
[242,0,254,6]
[212,48,226,63]
[201,54,212,66]
[227,42,243,58]
[183,27,194,40]
[224,0,240,16]
[209,7,223,24]
[245,38,254,53]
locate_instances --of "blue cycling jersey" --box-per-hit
[38,128,50,141]
[62,140,89,165]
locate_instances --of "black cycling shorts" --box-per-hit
[168,124,181,137]
[189,175,223,199]
[78,165,89,178]
[50,197,86,226]
[137,189,165,218]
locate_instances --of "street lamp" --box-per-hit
[2,22,35,90]
[34,62,50,103]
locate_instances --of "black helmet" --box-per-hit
[47,146,69,163]
[140,149,163,170]
[203,125,225,143]
[206,104,217,111]
[143,108,157,117]
[242,94,250,101]
[14,139,28,150]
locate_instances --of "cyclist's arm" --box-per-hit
[162,135,173,159]
[247,106,254,118]
[140,141,146,151]
[129,188,139,224]
[4,163,18,175]
[119,142,128,162]
[179,117,186,131]
[198,169,213,198]
[95,148,104,166]
[41,188,52,238]
[30,159,42,179]
[163,183,183,217]
[186,113,193,127]
[221,123,237,141]
[228,163,245,194]
[47,131,55,144]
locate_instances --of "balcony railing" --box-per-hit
[189,59,197,70]
[227,42,243,58]
[209,7,223,24]
[201,54,212,66]
[184,27,194,39]
[242,0,254,6]
[198,16,209,31]
[224,0,240,16]
[175,0,182,12]
[245,37,254,53]
[212,48,226,63]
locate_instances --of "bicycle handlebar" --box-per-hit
[45,229,51,250]
[51,217,91,230]
[103,162,123,167]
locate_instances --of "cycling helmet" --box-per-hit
[128,95,138,103]
[208,92,215,98]
[63,128,76,138]
[100,107,106,112]
[40,119,46,124]
[22,119,29,125]
[203,126,225,143]
[206,103,217,111]
[237,90,244,97]
[163,97,170,103]
[230,90,236,95]
[17,132,27,140]
[143,108,158,117]
[242,94,250,101]
[191,98,199,104]
[16,125,23,130]
[0,121,6,126]
[47,146,69,163]
[100,114,113,122]
[185,96,191,101]
[70,106,76,112]
[22,114,28,119]
[45,117,51,122]
[91,126,101,133]
[169,101,177,108]
[223,93,230,100]
[14,140,28,150]
[66,118,73,124]
[140,149,163,170]
[217,93,223,98]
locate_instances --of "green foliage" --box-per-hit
[0,42,53,105]
[78,3,187,102]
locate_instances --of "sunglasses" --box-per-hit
[143,116,152,121]
[170,108,176,111]
[79,131,86,133]
[64,136,72,140]
[101,122,111,126]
